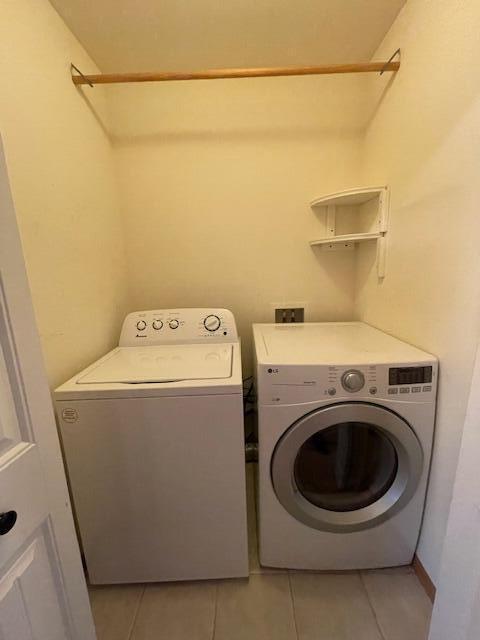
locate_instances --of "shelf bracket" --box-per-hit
[326,205,336,238]
[377,235,387,279]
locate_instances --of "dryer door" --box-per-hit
[271,402,423,532]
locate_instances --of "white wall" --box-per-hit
[109,77,367,370]
[355,0,480,583]
[0,0,129,387]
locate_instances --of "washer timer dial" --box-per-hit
[341,370,365,393]
[203,314,221,332]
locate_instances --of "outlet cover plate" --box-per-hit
[270,302,307,323]
[275,307,304,323]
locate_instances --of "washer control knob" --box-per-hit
[152,319,163,330]
[168,319,180,330]
[341,370,365,393]
[136,320,147,331]
[204,314,221,332]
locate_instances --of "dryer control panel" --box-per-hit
[258,362,438,405]
[119,308,238,346]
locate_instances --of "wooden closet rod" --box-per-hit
[71,59,400,86]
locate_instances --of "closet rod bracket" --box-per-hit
[71,63,94,88]
[380,49,401,75]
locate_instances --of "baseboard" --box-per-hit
[413,554,436,603]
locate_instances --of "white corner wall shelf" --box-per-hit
[309,186,389,278]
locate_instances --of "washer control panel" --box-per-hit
[120,309,238,346]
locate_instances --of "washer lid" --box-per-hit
[76,344,233,384]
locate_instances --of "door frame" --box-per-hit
[428,330,480,639]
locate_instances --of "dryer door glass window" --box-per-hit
[294,422,398,512]
[271,402,424,533]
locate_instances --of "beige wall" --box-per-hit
[0,0,129,387]
[355,0,480,583]
[109,77,367,370]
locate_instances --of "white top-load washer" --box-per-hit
[253,321,437,570]
[55,309,248,584]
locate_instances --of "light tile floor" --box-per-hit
[89,463,432,640]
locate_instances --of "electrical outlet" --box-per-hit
[270,302,307,323]
[275,307,304,323]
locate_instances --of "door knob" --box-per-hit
[0,511,17,535]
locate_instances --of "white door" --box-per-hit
[428,330,480,640]
[0,137,96,639]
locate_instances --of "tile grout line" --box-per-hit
[127,584,146,640]
[359,571,387,640]
[211,581,219,640]
[287,572,301,640]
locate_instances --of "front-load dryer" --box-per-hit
[253,321,437,570]
[55,309,248,584]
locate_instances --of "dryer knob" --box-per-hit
[341,370,365,393]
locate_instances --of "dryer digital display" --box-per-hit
[389,366,432,386]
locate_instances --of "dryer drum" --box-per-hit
[271,402,423,533]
